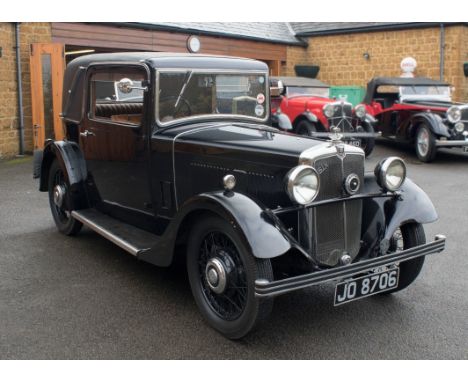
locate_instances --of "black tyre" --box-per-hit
[381,223,426,294]
[295,119,317,137]
[187,215,274,339]
[415,124,437,162]
[48,159,82,236]
[360,122,375,157]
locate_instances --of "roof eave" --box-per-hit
[295,22,468,37]
[99,22,308,47]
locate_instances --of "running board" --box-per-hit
[71,209,160,256]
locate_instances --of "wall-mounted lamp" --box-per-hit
[363,52,370,60]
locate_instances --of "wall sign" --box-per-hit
[400,57,417,77]
[187,36,201,53]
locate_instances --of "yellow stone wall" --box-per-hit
[285,25,468,102]
[0,22,52,158]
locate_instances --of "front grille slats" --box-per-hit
[298,152,364,267]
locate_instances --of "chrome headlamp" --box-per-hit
[286,165,320,205]
[355,104,367,119]
[447,106,461,124]
[374,157,406,191]
[323,104,335,118]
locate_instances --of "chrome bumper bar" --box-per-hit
[436,139,468,147]
[255,234,446,298]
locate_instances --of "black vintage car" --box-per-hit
[363,77,468,162]
[34,53,445,339]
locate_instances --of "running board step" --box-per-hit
[71,209,160,256]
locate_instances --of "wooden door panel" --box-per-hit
[30,43,65,149]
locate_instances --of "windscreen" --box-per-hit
[399,85,451,101]
[287,86,330,98]
[157,71,268,124]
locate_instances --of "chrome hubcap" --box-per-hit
[205,258,227,294]
[417,129,429,156]
[53,184,66,208]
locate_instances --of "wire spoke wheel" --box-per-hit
[47,159,82,236]
[187,215,273,339]
[198,231,247,321]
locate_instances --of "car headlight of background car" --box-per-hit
[447,106,462,124]
[354,104,367,119]
[374,157,406,191]
[323,104,336,118]
[286,165,320,205]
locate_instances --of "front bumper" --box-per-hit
[255,234,446,297]
[435,139,468,147]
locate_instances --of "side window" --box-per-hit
[89,69,145,125]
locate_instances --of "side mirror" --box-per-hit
[117,78,148,94]
[271,112,292,131]
[117,78,134,94]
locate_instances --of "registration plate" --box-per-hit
[344,140,361,147]
[463,146,468,153]
[334,267,399,306]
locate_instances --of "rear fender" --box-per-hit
[39,140,89,210]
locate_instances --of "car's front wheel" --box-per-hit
[381,223,426,294]
[295,119,317,137]
[187,215,274,339]
[415,124,437,162]
[360,122,375,157]
[48,159,82,236]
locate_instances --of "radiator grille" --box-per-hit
[299,152,364,267]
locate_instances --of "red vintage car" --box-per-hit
[270,76,376,156]
[363,77,468,162]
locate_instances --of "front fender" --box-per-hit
[409,113,450,139]
[139,191,293,267]
[361,174,438,254]
[180,192,292,259]
[302,111,319,123]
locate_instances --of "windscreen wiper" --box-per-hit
[175,71,193,108]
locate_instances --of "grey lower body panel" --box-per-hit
[255,235,446,297]
[71,209,160,256]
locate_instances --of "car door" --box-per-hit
[80,65,154,227]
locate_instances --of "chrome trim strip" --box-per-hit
[71,211,142,256]
[435,140,468,147]
[255,235,446,297]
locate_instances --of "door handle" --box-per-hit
[80,130,95,138]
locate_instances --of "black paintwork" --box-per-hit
[38,53,439,270]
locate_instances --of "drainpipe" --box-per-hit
[439,23,445,81]
[15,22,25,156]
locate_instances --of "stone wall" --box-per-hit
[0,22,51,158]
[285,25,468,102]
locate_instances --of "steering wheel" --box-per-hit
[159,95,192,119]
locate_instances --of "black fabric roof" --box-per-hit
[363,77,451,103]
[272,76,329,88]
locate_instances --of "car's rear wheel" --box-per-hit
[187,215,274,339]
[48,159,82,236]
[415,124,437,162]
[380,223,426,294]
[296,120,317,137]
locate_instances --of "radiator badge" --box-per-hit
[316,161,329,175]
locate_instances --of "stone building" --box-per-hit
[0,22,467,158]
